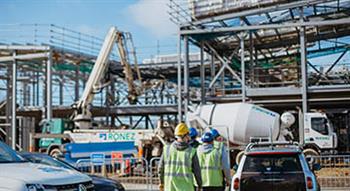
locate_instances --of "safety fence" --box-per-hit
[74,155,350,190]
[75,156,162,190]
[307,155,350,189]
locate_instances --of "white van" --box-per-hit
[0,141,93,191]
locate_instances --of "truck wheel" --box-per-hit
[235,151,244,165]
[303,148,319,164]
[49,148,62,158]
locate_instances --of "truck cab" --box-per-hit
[304,113,337,153]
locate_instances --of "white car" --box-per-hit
[0,141,94,191]
[231,142,320,191]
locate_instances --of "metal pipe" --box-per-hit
[184,36,189,123]
[46,50,52,121]
[11,51,17,150]
[177,33,182,121]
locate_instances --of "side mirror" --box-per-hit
[312,163,321,171]
[233,164,238,171]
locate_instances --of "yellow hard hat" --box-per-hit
[174,122,189,136]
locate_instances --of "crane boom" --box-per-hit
[73,27,142,129]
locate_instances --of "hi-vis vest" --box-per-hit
[214,141,224,151]
[163,144,196,191]
[197,146,223,187]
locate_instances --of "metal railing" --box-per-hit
[73,155,350,190]
[76,157,151,190]
[0,24,119,60]
[307,155,350,189]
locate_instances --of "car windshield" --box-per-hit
[243,154,302,173]
[21,153,76,170]
[0,141,27,163]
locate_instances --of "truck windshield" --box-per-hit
[0,142,26,163]
[311,117,329,135]
[243,154,302,172]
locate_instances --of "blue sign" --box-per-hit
[90,153,105,164]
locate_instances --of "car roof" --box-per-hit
[245,141,302,155]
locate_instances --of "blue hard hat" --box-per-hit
[210,129,220,138]
[189,127,198,138]
[201,132,214,143]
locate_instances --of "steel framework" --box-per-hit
[169,0,350,123]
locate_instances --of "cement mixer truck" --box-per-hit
[189,103,337,162]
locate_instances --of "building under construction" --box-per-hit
[0,0,350,152]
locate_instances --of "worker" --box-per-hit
[197,132,231,191]
[158,122,202,191]
[211,129,225,151]
[210,129,230,188]
[189,127,200,148]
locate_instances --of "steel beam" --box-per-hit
[205,42,242,83]
[185,0,334,26]
[325,50,347,74]
[11,51,17,150]
[180,18,350,35]
[0,45,50,51]
[0,52,50,62]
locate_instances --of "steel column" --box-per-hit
[200,41,205,104]
[6,65,11,144]
[75,63,80,102]
[36,71,39,106]
[32,71,36,106]
[300,7,307,145]
[11,51,17,150]
[184,36,189,123]
[59,71,64,105]
[210,54,215,95]
[177,34,183,121]
[46,50,52,121]
[240,26,246,102]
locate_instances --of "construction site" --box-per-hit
[0,0,350,191]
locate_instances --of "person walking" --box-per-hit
[158,122,202,191]
[189,127,200,148]
[211,129,225,151]
[197,132,231,191]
